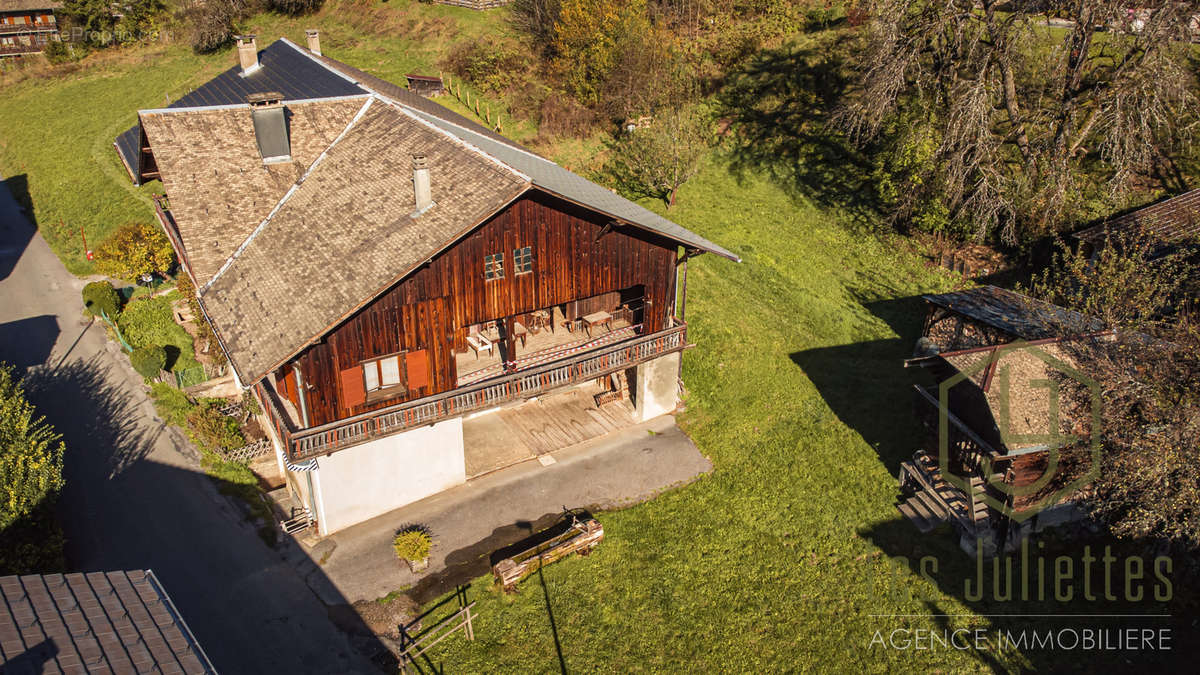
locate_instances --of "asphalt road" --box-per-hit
[0,178,377,674]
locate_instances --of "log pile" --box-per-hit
[492,518,603,591]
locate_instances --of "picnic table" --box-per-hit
[581,310,613,337]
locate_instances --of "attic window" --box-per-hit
[248,93,290,163]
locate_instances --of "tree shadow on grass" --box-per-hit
[789,295,931,475]
[717,40,878,226]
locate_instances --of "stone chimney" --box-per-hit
[235,35,260,76]
[305,29,321,56]
[413,155,433,212]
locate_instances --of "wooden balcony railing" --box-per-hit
[0,23,57,36]
[256,322,689,461]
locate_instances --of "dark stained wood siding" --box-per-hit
[280,190,680,427]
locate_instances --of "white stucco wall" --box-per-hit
[312,417,466,535]
[635,351,681,422]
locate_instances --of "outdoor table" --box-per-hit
[581,310,613,337]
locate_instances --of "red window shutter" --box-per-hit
[339,366,366,409]
[406,350,430,390]
[277,370,291,400]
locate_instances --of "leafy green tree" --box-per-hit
[81,280,120,318]
[130,345,168,379]
[93,223,174,281]
[553,0,650,106]
[0,365,65,532]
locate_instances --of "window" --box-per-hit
[513,246,533,274]
[484,253,505,280]
[362,354,403,393]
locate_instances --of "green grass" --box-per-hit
[117,291,200,373]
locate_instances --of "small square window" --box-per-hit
[513,246,533,274]
[484,253,505,280]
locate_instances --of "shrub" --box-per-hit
[92,223,174,282]
[392,527,432,562]
[0,365,65,532]
[185,400,244,454]
[268,0,323,15]
[149,381,193,427]
[130,345,167,379]
[181,0,243,53]
[444,38,526,94]
[43,39,74,64]
[176,274,227,367]
[116,296,189,370]
[81,280,120,318]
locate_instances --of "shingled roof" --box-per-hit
[114,39,368,184]
[1075,188,1200,245]
[292,39,739,262]
[0,0,63,11]
[0,570,215,674]
[923,285,1105,340]
[192,96,529,382]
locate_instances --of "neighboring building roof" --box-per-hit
[0,570,215,674]
[1074,188,1200,245]
[139,95,369,284]
[923,285,1105,340]
[198,96,529,382]
[0,0,63,11]
[115,39,368,183]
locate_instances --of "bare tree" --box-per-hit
[1025,232,1200,555]
[840,1,1199,244]
[605,106,711,208]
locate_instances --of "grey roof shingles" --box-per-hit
[0,571,215,674]
[115,39,368,183]
[136,37,739,383]
[1075,187,1200,244]
[201,97,530,382]
[923,285,1105,340]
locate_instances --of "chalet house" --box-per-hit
[115,34,738,535]
[899,286,1109,555]
[0,0,61,57]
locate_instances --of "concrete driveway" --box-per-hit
[0,177,379,674]
[315,414,713,606]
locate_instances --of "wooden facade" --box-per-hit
[275,190,680,427]
[0,5,60,57]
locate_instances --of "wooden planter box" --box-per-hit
[492,518,603,591]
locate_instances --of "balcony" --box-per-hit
[0,23,57,36]
[256,322,689,461]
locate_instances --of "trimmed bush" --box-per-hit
[81,280,120,318]
[393,527,432,562]
[92,222,174,282]
[130,345,167,379]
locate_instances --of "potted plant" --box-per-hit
[393,526,433,573]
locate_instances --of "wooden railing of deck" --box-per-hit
[255,323,689,462]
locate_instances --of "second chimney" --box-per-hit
[236,35,260,75]
[305,29,321,56]
[413,155,433,213]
